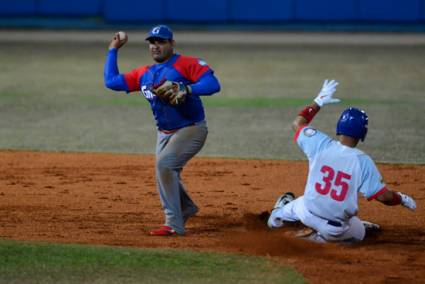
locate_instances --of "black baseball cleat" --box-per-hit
[273,192,295,209]
[362,221,380,231]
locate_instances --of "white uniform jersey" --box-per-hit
[295,126,386,222]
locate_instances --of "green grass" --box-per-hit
[0,40,424,163]
[80,94,411,108]
[0,239,305,284]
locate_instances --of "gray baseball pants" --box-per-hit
[156,121,208,235]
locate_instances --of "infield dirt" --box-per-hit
[0,151,424,283]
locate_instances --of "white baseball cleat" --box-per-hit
[267,192,296,229]
[273,192,295,209]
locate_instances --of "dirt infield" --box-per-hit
[0,151,424,283]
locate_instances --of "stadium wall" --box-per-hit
[0,0,424,24]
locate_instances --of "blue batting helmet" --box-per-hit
[336,107,368,141]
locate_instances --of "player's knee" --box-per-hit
[348,217,366,241]
[156,159,171,174]
[156,154,180,173]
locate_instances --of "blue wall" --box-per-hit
[38,0,101,16]
[0,0,424,23]
[104,0,164,22]
[295,0,357,21]
[230,0,294,21]
[0,0,102,16]
[0,0,37,15]
[358,0,422,21]
[165,0,228,22]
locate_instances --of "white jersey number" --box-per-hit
[315,165,352,202]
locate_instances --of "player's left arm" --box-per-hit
[376,190,416,211]
[292,79,340,133]
[153,57,220,105]
[188,71,220,96]
[360,156,416,211]
[176,56,220,96]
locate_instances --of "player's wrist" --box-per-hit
[313,97,324,107]
[298,104,320,124]
[383,191,402,206]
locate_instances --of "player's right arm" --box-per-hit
[104,33,134,92]
[292,79,340,133]
[292,80,340,159]
[292,104,319,133]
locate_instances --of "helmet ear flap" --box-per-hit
[361,127,368,142]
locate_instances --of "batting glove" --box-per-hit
[398,192,416,211]
[314,79,341,107]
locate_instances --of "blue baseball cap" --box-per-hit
[146,25,173,41]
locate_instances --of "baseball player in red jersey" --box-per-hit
[268,80,416,243]
[104,25,220,236]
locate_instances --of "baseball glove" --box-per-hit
[153,80,190,105]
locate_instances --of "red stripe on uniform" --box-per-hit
[124,66,149,92]
[367,186,388,201]
[293,126,307,143]
[173,55,209,82]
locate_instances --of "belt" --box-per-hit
[159,122,198,134]
[308,209,343,227]
[327,220,342,227]
[159,129,179,134]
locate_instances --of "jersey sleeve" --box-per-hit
[173,56,211,83]
[358,155,387,200]
[188,71,221,96]
[123,66,149,93]
[294,126,333,159]
[104,48,128,92]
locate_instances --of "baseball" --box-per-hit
[117,31,127,42]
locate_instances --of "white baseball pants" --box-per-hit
[268,196,366,243]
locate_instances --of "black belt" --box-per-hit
[327,220,342,227]
[308,209,343,227]
[159,122,198,134]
